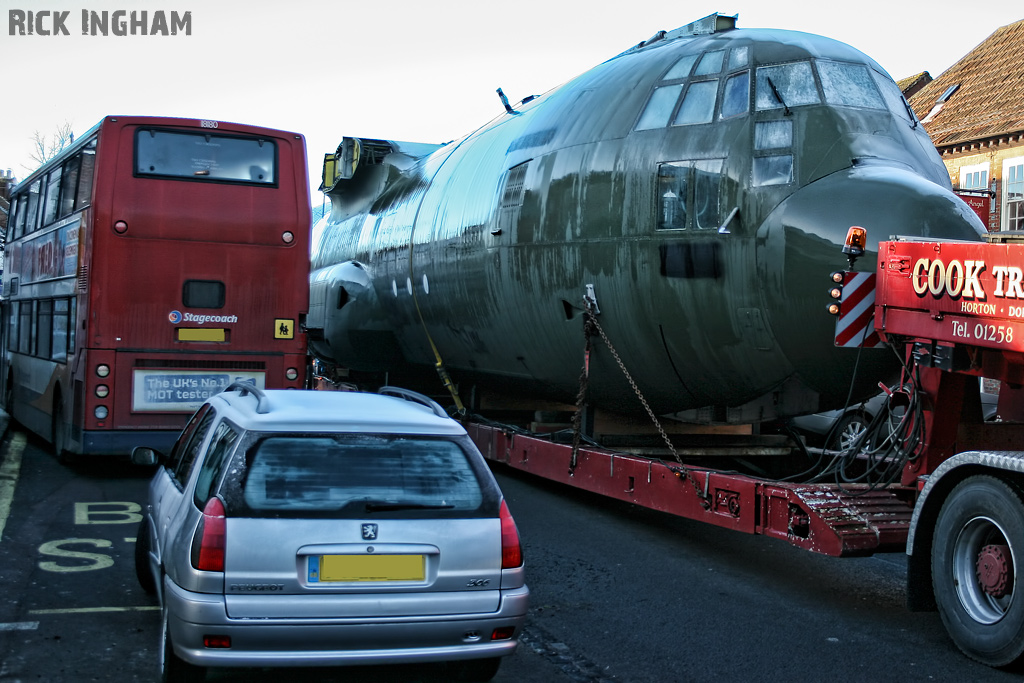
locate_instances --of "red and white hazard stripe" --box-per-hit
[834,272,884,348]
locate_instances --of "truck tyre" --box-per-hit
[932,475,1024,666]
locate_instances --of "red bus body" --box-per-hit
[1,116,310,455]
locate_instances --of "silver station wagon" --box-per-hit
[133,384,529,683]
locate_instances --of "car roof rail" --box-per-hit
[221,381,271,414]
[377,386,448,418]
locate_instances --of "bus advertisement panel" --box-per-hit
[1,116,311,456]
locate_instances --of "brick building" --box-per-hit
[908,18,1024,232]
[898,71,932,99]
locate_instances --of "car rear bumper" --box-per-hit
[163,578,530,668]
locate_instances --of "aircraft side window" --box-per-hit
[871,70,917,124]
[755,62,820,111]
[657,162,689,230]
[720,72,750,119]
[636,84,684,130]
[694,160,723,230]
[657,159,724,230]
[755,120,793,150]
[694,50,725,76]
[673,80,718,126]
[817,61,885,110]
[753,155,794,187]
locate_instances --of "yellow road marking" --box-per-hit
[0,433,27,543]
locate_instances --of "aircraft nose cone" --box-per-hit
[756,163,986,410]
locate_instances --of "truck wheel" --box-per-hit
[932,475,1024,666]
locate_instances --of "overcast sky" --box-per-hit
[2,0,1021,200]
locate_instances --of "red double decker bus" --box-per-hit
[1,116,310,457]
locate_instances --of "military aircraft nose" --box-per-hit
[755,162,986,410]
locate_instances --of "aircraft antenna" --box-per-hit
[496,88,518,115]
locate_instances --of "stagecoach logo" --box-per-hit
[8,10,192,36]
[361,523,378,541]
[168,310,239,325]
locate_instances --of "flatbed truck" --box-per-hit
[465,230,1024,667]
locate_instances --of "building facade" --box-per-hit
[0,169,13,236]
[909,18,1024,232]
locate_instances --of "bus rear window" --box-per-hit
[135,129,276,184]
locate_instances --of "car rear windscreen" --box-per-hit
[234,435,485,517]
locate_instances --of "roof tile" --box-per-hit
[908,18,1024,147]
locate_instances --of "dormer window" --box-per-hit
[938,84,961,103]
[922,84,960,123]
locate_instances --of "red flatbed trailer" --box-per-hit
[468,232,1024,667]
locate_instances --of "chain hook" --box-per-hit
[570,287,711,508]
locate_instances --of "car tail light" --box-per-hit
[192,497,226,572]
[491,626,516,641]
[499,500,522,569]
[203,635,231,648]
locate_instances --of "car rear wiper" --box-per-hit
[363,501,455,512]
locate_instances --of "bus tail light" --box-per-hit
[192,497,226,572]
[286,367,299,381]
[96,364,110,377]
[95,385,109,398]
[499,500,523,569]
[94,406,108,419]
[282,231,295,244]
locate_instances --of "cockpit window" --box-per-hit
[636,84,684,130]
[871,71,918,124]
[637,49,752,132]
[674,81,718,125]
[755,62,820,111]
[721,72,750,119]
[694,50,725,76]
[817,61,885,109]
[729,46,749,69]
[664,54,698,80]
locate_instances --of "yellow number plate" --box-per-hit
[318,554,425,582]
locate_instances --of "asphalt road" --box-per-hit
[1,423,1022,682]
